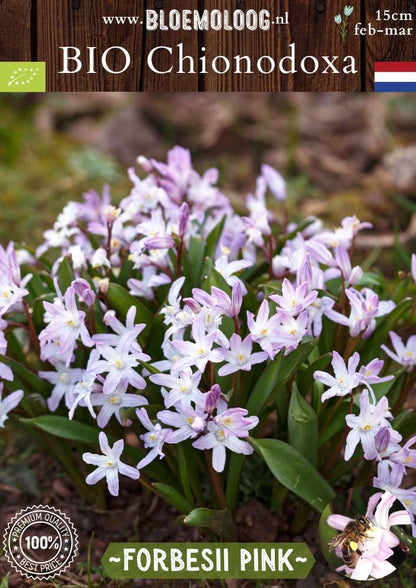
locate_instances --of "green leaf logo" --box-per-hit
[8,66,39,87]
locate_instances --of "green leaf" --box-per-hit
[204,215,226,260]
[0,356,51,396]
[0,574,10,587]
[369,368,406,403]
[183,236,205,288]
[225,453,245,512]
[118,259,135,287]
[32,293,55,333]
[278,338,318,384]
[105,283,153,343]
[21,415,170,483]
[176,444,193,504]
[246,350,283,415]
[359,298,413,363]
[288,385,318,465]
[297,352,331,394]
[395,411,416,441]
[183,507,236,541]
[251,438,335,513]
[391,409,413,432]
[56,256,74,292]
[153,483,193,515]
[205,267,231,293]
[319,400,350,447]
[318,504,340,570]
[356,271,385,290]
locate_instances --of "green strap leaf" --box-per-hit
[297,352,331,394]
[21,415,170,483]
[204,215,226,260]
[0,356,51,396]
[153,483,193,515]
[183,507,236,541]
[288,385,318,465]
[183,236,205,288]
[251,438,335,513]
[246,350,283,414]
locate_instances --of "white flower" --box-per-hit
[158,405,207,443]
[91,379,148,428]
[91,247,111,269]
[218,334,268,376]
[88,331,148,395]
[214,255,252,290]
[314,351,362,402]
[128,266,171,300]
[334,14,342,24]
[192,421,253,472]
[0,384,24,427]
[82,432,139,496]
[247,299,281,358]
[344,390,393,460]
[149,370,205,408]
[136,408,171,469]
[39,362,85,412]
[171,317,223,372]
[381,332,416,371]
[344,5,354,17]
[160,277,186,325]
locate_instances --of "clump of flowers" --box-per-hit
[0,147,415,554]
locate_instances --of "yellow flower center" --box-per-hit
[115,359,124,369]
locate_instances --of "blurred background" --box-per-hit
[1,93,416,250]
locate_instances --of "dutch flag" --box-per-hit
[375,62,416,92]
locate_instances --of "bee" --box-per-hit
[328,515,374,569]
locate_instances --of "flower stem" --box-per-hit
[22,299,40,354]
[205,450,226,509]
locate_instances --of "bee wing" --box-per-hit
[328,533,345,551]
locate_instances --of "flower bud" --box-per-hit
[91,247,111,269]
[183,298,200,313]
[375,427,390,454]
[72,278,95,307]
[93,276,109,294]
[191,416,206,434]
[205,384,221,414]
[178,202,190,239]
[145,235,175,250]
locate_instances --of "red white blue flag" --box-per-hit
[375,62,416,92]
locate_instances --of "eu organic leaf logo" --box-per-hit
[8,66,39,87]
